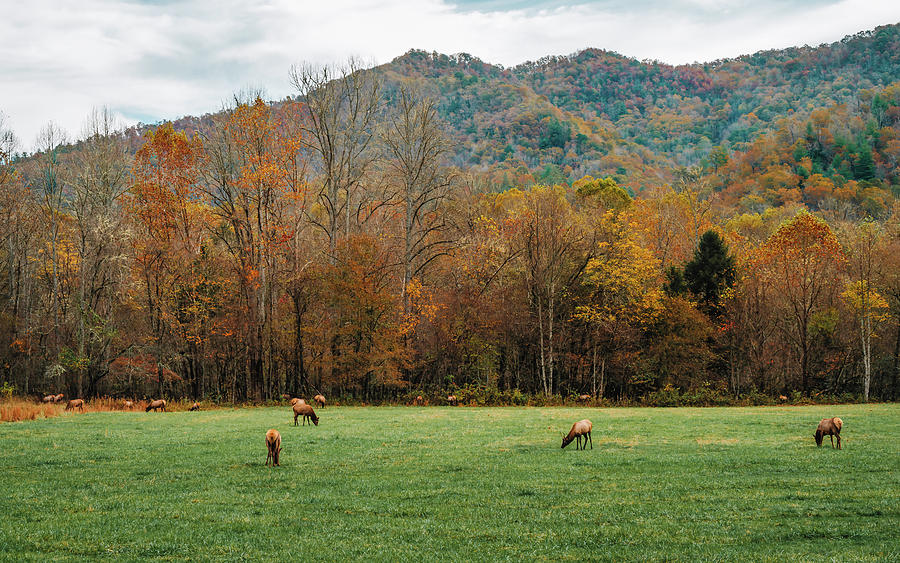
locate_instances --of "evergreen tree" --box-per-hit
[684,230,736,317]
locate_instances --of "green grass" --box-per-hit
[1,405,898,561]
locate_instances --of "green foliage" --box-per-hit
[683,230,736,316]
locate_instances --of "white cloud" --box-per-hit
[1,0,898,150]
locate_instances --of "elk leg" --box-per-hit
[830,435,834,448]
[836,435,841,450]
[588,432,593,450]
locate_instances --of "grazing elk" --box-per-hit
[314,394,326,408]
[146,399,167,412]
[189,402,200,411]
[265,429,282,467]
[447,395,458,406]
[65,399,85,412]
[561,419,593,450]
[815,417,843,449]
[293,403,319,426]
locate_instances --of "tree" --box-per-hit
[289,60,381,255]
[758,212,845,391]
[841,220,889,401]
[683,230,735,318]
[382,86,452,315]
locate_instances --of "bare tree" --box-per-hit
[32,123,69,357]
[382,86,453,313]
[71,107,131,395]
[289,59,381,256]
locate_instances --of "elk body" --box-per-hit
[146,399,167,412]
[265,429,282,467]
[561,419,592,450]
[54,394,65,403]
[815,417,843,449]
[65,399,85,411]
[189,402,200,411]
[447,395,458,406]
[293,403,319,426]
[123,400,134,409]
[290,398,305,406]
[314,394,326,408]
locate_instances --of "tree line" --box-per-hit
[1,62,899,403]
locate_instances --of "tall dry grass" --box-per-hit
[0,399,62,422]
[1,397,216,422]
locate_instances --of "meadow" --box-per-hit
[0,404,898,561]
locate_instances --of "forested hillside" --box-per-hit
[1,24,899,404]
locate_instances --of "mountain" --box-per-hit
[375,23,900,210]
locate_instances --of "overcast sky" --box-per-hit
[2,0,899,150]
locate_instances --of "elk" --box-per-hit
[65,399,85,412]
[577,394,591,402]
[146,399,167,412]
[123,400,134,409]
[314,394,326,408]
[54,394,65,403]
[561,419,593,450]
[815,417,843,449]
[265,429,282,467]
[447,395,458,406]
[189,402,200,411]
[290,398,306,406]
[293,403,319,426]
[413,395,424,406]
[42,394,54,403]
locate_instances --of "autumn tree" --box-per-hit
[129,123,203,398]
[758,212,845,391]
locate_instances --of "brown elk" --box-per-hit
[413,395,424,406]
[447,395,458,406]
[561,419,593,450]
[293,403,319,426]
[290,398,306,406]
[54,394,65,403]
[577,394,591,402]
[42,394,54,403]
[189,402,200,411]
[65,399,85,412]
[123,400,134,409]
[265,429,282,467]
[314,394,326,408]
[146,399,167,412]
[815,417,843,449]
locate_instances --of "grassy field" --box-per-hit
[1,404,898,561]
